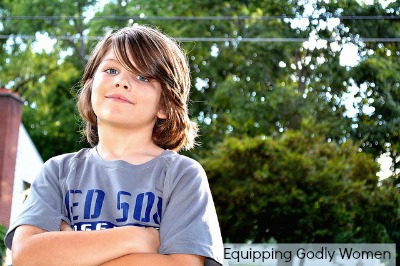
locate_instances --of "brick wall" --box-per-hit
[0,89,23,227]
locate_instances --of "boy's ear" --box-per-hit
[157,108,167,119]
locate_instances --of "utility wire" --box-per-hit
[1,34,400,43]
[1,15,398,42]
[0,15,399,21]
[178,37,400,42]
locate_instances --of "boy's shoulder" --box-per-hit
[47,148,91,162]
[160,151,207,187]
[43,148,92,171]
[161,150,203,171]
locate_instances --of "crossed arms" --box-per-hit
[11,222,204,266]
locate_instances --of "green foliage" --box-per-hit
[1,0,95,160]
[316,0,400,177]
[21,63,89,160]
[350,53,400,171]
[0,224,7,263]
[201,127,400,243]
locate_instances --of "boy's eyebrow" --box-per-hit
[100,58,119,63]
[100,57,140,74]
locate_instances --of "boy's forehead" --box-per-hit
[101,48,118,61]
[101,48,132,63]
[100,47,139,71]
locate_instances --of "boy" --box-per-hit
[5,25,224,266]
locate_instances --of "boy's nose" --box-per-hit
[115,83,129,90]
[114,76,130,90]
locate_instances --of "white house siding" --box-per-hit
[10,124,43,223]
[5,124,43,266]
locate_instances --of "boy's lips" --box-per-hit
[105,94,134,104]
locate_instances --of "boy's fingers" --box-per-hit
[60,221,73,231]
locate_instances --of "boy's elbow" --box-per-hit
[11,225,48,266]
[12,241,38,266]
[12,245,26,266]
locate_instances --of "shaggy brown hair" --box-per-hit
[77,25,198,151]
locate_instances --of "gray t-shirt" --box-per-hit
[5,148,224,265]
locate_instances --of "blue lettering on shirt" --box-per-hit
[72,221,156,231]
[84,189,105,219]
[65,189,163,229]
[116,191,131,222]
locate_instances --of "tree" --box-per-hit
[0,0,97,160]
[311,0,400,179]
[201,125,400,244]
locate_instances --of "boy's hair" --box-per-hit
[77,25,198,151]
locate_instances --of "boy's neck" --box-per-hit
[96,125,164,165]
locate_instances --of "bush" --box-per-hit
[0,224,7,264]
[201,129,400,244]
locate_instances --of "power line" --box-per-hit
[1,34,400,43]
[1,15,398,43]
[178,37,400,43]
[0,15,399,21]
[0,34,101,41]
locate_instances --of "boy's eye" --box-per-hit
[137,75,149,82]
[105,68,118,75]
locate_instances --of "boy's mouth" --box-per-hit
[105,94,134,104]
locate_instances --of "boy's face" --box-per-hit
[91,48,166,132]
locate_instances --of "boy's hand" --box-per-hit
[59,221,160,253]
[128,226,160,253]
[60,220,73,231]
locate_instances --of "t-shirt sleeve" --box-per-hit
[4,159,68,249]
[158,158,224,265]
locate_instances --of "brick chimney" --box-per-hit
[0,89,23,227]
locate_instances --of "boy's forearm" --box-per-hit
[100,253,205,266]
[12,225,158,266]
